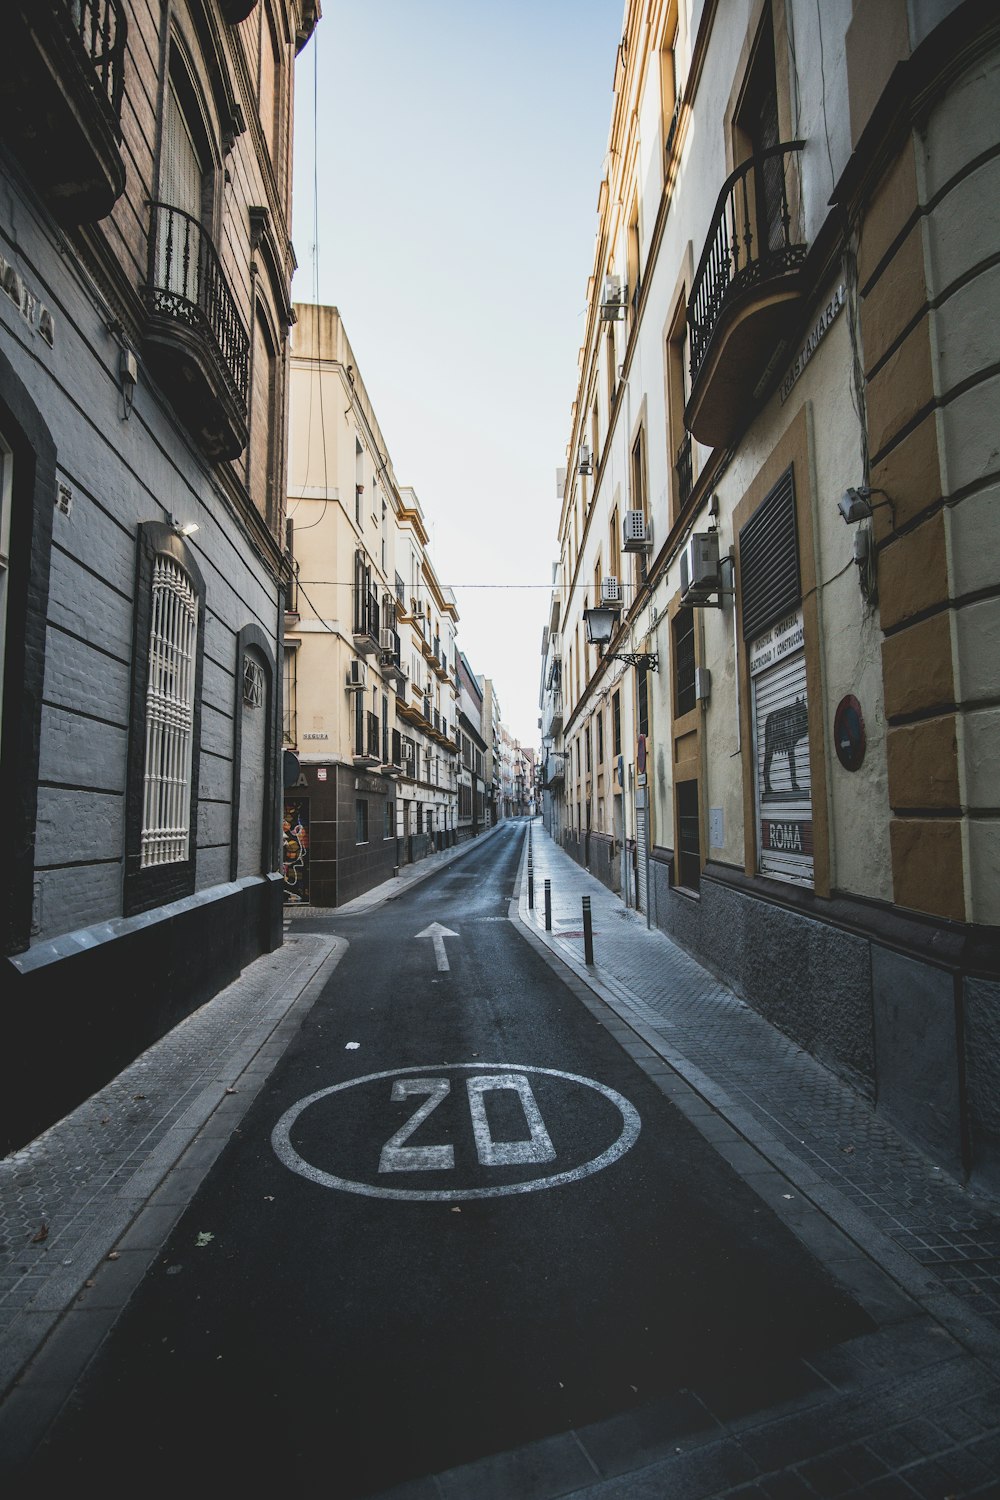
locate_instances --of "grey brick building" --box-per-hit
[0,0,319,1153]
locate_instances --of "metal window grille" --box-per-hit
[141,555,197,867]
[243,654,263,708]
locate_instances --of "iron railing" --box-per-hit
[146,202,249,406]
[354,585,380,641]
[58,0,127,127]
[354,706,379,759]
[688,142,806,384]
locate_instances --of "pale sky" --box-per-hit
[290,0,624,750]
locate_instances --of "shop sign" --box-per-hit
[749,609,804,678]
[779,283,845,403]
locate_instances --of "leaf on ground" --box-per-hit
[195,1231,214,1247]
[31,1223,48,1244]
[107,1251,120,1261]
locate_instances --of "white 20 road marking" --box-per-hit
[414,922,458,970]
[378,1074,556,1174]
[272,1062,641,1202]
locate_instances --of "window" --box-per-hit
[631,427,648,585]
[676,779,701,892]
[141,554,198,868]
[243,653,263,708]
[355,799,368,844]
[585,723,592,773]
[673,610,696,716]
[257,3,281,168]
[355,438,363,525]
[660,14,679,167]
[384,800,394,839]
[666,299,691,519]
[637,661,649,739]
[605,322,616,414]
[627,198,640,321]
[609,506,621,585]
[612,691,621,756]
[282,643,296,744]
[248,302,277,522]
[596,707,604,763]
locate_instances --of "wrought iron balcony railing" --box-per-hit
[146,202,250,411]
[7,0,127,222]
[65,0,126,124]
[688,142,806,386]
[354,708,380,761]
[353,586,380,644]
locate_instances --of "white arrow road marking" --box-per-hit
[415,921,459,971]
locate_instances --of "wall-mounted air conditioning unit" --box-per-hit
[379,629,395,653]
[679,532,722,605]
[401,741,415,763]
[600,576,623,606]
[599,274,626,321]
[346,659,367,691]
[622,510,651,552]
[578,443,593,476]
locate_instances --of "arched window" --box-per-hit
[125,523,205,914]
[141,554,198,867]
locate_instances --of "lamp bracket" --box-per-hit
[606,651,659,671]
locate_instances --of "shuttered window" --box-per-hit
[739,466,800,641]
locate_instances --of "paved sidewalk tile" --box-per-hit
[519,821,1000,1345]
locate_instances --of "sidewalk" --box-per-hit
[2,816,999,1492]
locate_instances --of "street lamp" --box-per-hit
[583,606,658,671]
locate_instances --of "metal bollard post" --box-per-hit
[528,871,534,909]
[544,878,552,931]
[582,895,594,965]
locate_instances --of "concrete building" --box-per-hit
[479,676,504,827]
[456,652,487,841]
[284,303,459,904]
[0,0,318,1153]
[544,0,999,1188]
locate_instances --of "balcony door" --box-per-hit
[735,6,784,253]
[157,72,206,300]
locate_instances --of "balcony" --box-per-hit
[685,142,807,448]
[353,708,380,768]
[144,203,250,461]
[378,627,407,688]
[353,586,381,655]
[220,0,259,21]
[5,0,127,225]
[541,687,564,741]
[382,728,404,778]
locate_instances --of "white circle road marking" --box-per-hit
[271,1062,642,1201]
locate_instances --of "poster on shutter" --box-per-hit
[751,647,813,885]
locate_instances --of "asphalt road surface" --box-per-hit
[20,823,873,1490]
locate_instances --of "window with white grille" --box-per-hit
[141,555,198,867]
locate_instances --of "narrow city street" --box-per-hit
[0,824,923,1491]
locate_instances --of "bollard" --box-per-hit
[528,871,534,909]
[544,878,552,931]
[582,895,594,965]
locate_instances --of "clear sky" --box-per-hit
[290,0,624,750]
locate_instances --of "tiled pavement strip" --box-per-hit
[1,818,999,1494]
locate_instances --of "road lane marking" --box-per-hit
[415,922,458,970]
[272,1062,641,1201]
